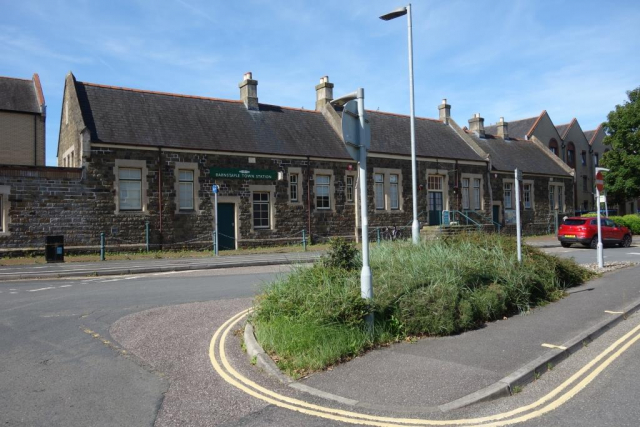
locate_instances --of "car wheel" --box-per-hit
[561,242,572,248]
[590,236,598,249]
[621,234,632,248]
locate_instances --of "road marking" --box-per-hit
[210,310,640,426]
[27,287,55,292]
[541,343,567,350]
[9,292,17,294]
[627,252,640,255]
[604,310,624,314]
[59,285,73,288]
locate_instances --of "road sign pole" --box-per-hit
[212,185,219,256]
[595,168,609,269]
[515,169,522,263]
[356,88,373,332]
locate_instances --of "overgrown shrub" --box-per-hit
[252,233,596,376]
[322,237,361,270]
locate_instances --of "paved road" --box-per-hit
[542,243,640,265]
[1,248,639,426]
[0,267,288,426]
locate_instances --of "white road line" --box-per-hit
[627,252,640,255]
[542,343,568,350]
[10,292,18,294]
[59,285,73,288]
[27,287,55,292]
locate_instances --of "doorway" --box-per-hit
[217,203,236,250]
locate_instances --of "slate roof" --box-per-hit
[366,111,483,161]
[584,129,597,144]
[485,116,539,140]
[555,123,571,139]
[0,76,40,113]
[74,81,485,162]
[469,133,570,176]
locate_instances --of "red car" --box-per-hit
[558,217,633,248]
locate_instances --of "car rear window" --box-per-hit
[563,219,586,225]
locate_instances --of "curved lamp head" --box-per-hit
[380,6,407,21]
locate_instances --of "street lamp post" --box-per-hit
[380,4,420,245]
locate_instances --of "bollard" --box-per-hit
[377,227,381,244]
[145,221,150,252]
[100,232,105,261]
[302,229,307,251]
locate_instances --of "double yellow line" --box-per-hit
[209,309,640,426]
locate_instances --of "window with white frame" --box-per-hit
[253,192,270,228]
[289,173,299,202]
[461,178,470,210]
[389,174,399,210]
[504,182,513,209]
[178,170,194,210]
[346,175,354,203]
[119,168,142,211]
[428,176,443,190]
[374,173,385,210]
[523,183,532,209]
[316,175,331,210]
[473,178,481,210]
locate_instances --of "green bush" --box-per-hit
[252,233,595,376]
[322,237,361,271]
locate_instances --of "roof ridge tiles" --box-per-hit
[79,81,244,104]
[367,109,442,122]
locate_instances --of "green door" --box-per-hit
[428,192,443,225]
[492,205,500,231]
[217,203,235,250]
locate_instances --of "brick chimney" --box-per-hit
[315,76,334,110]
[438,99,451,124]
[468,113,485,138]
[239,72,258,110]
[497,117,509,139]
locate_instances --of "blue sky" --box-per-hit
[2,0,639,166]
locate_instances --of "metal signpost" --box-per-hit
[212,184,219,256]
[595,168,609,268]
[515,168,522,263]
[332,88,373,330]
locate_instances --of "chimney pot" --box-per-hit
[239,72,259,110]
[438,98,451,124]
[468,113,485,137]
[315,75,334,111]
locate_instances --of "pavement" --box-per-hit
[0,251,321,281]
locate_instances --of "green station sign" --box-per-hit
[209,167,277,180]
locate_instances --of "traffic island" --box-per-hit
[249,234,595,379]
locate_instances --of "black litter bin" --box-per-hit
[45,235,65,263]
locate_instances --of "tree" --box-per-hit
[601,87,640,210]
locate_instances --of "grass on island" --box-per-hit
[0,243,330,266]
[251,234,596,378]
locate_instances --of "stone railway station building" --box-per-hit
[0,71,586,252]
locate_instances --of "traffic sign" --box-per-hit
[595,171,604,192]
[212,184,219,194]
[341,100,371,162]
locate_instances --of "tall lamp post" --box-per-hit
[380,4,420,245]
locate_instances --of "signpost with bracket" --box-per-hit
[331,88,373,331]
